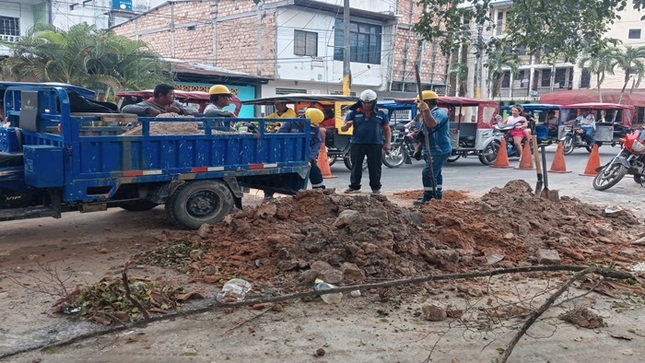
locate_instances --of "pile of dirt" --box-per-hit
[144,180,644,291]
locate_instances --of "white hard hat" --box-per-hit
[359,89,377,103]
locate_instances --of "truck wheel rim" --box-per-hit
[187,191,219,218]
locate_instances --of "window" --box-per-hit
[294,30,317,57]
[555,68,568,88]
[629,29,641,39]
[541,69,551,87]
[501,71,510,88]
[0,16,19,36]
[580,68,591,88]
[334,19,382,64]
[495,11,506,35]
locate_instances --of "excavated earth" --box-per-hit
[144,180,644,293]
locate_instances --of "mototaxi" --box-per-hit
[558,102,634,153]
[241,94,359,169]
[499,103,565,144]
[390,96,499,165]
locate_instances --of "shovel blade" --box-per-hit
[540,188,560,201]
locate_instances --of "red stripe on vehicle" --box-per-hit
[123,170,143,177]
[249,163,264,169]
[191,167,209,172]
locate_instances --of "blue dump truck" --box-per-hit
[0,83,310,229]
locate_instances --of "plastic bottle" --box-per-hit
[313,278,342,304]
[215,278,252,302]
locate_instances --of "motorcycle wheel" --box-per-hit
[563,137,574,155]
[478,141,500,165]
[447,154,461,162]
[382,144,406,168]
[634,174,643,184]
[592,163,627,191]
[328,153,337,166]
[343,155,369,171]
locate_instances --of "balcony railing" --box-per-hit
[0,34,20,42]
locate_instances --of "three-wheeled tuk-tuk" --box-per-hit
[499,103,566,144]
[390,96,499,165]
[558,102,635,154]
[241,94,361,169]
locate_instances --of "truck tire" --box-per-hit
[166,180,234,230]
[119,200,158,212]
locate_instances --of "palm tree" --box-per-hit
[448,62,468,96]
[2,23,172,95]
[577,48,618,102]
[612,45,645,103]
[485,48,519,99]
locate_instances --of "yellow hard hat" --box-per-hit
[422,90,439,100]
[304,108,324,126]
[209,84,232,95]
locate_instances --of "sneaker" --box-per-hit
[344,188,360,194]
[371,189,381,195]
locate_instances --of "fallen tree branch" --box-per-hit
[121,259,150,320]
[498,267,594,363]
[0,264,635,360]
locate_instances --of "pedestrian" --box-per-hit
[121,83,193,116]
[263,107,325,201]
[341,89,391,194]
[413,90,451,205]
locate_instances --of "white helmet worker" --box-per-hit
[359,89,377,103]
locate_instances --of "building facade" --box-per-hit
[110,0,448,102]
[467,0,645,102]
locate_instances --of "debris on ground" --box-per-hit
[140,180,644,293]
[52,275,203,325]
[559,306,606,329]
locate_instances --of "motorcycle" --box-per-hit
[592,129,645,191]
[323,128,368,170]
[561,125,594,154]
[382,126,421,168]
[479,122,527,165]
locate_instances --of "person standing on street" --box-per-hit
[341,89,391,194]
[414,90,451,205]
[263,107,326,201]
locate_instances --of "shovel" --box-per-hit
[539,145,560,201]
[531,136,543,195]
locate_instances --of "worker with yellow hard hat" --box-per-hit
[264,107,325,201]
[204,85,236,127]
[414,89,451,205]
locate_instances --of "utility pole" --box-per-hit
[342,0,351,96]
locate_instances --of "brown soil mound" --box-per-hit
[146,180,643,291]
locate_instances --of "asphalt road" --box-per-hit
[323,144,645,215]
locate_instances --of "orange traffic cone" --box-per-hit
[515,140,534,170]
[580,144,601,177]
[549,142,571,173]
[490,138,511,168]
[317,146,336,179]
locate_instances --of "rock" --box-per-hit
[537,249,561,264]
[196,224,211,238]
[298,270,320,285]
[266,234,292,245]
[503,233,514,240]
[618,249,637,259]
[350,290,361,297]
[341,262,365,283]
[631,236,645,246]
[254,202,277,218]
[485,253,505,265]
[310,261,333,273]
[333,209,360,228]
[421,304,447,321]
[320,269,344,284]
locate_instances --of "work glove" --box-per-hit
[416,98,430,113]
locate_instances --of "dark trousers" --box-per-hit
[349,143,383,191]
[309,160,324,188]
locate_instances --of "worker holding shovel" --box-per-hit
[414,90,452,205]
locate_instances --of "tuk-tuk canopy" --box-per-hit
[241,94,359,105]
[392,96,498,108]
[500,103,561,112]
[560,102,635,126]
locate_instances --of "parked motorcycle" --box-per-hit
[592,129,645,190]
[479,123,526,165]
[324,128,367,170]
[382,126,421,168]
